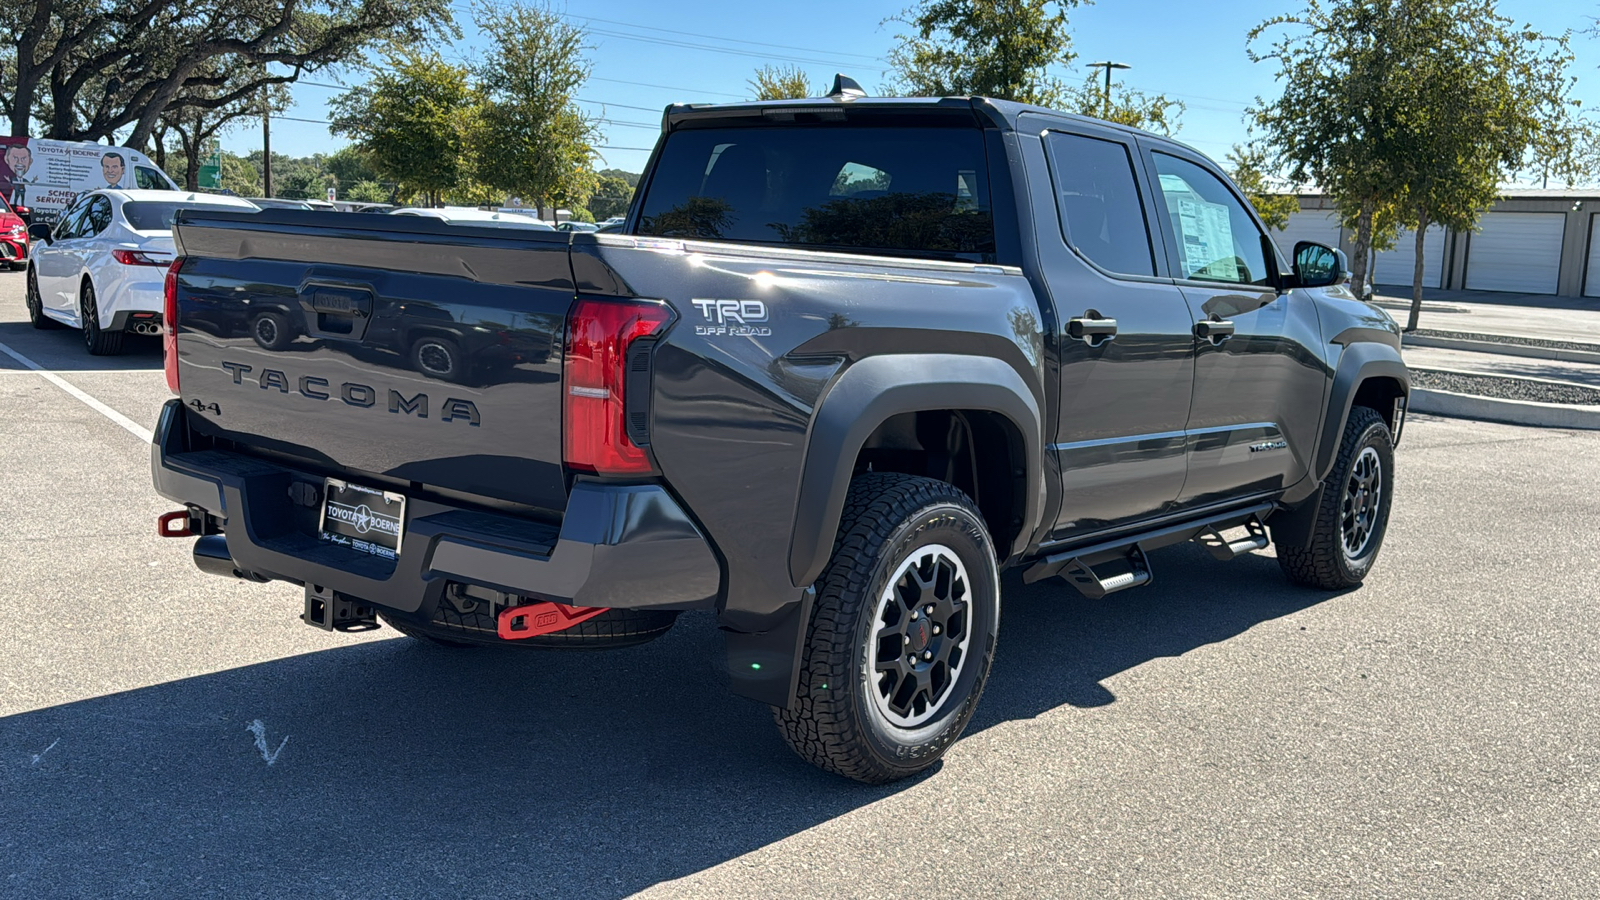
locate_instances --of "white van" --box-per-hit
[0,137,179,227]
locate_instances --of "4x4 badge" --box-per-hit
[188,398,220,416]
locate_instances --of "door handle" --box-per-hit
[1195,318,1235,344]
[1068,311,1118,346]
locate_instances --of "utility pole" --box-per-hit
[262,106,273,198]
[1087,61,1131,120]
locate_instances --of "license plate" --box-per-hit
[318,478,406,560]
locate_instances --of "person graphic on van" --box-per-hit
[101,151,126,189]
[3,142,32,208]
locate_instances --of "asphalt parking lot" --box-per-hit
[1,266,1597,898]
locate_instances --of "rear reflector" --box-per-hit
[163,258,183,394]
[562,298,673,475]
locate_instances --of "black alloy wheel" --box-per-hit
[1277,406,1394,589]
[79,279,123,356]
[776,472,1001,784]
[26,267,60,329]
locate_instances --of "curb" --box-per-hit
[1402,333,1600,365]
[1410,387,1600,430]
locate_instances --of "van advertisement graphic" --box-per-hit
[0,137,176,225]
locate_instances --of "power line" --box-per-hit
[577,97,666,114]
[561,13,885,63]
[589,75,746,100]
[582,26,872,70]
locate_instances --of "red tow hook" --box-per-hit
[157,510,194,538]
[497,601,608,639]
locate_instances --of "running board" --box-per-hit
[1024,502,1275,597]
[1193,515,1269,561]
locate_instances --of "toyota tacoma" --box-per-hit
[151,79,1408,783]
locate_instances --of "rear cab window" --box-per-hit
[635,120,997,263]
[125,201,244,231]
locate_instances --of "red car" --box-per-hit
[0,192,26,270]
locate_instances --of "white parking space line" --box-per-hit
[0,338,155,444]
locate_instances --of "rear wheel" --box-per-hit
[251,311,294,350]
[26,267,60,329]
[774,473,1001,784]
[79,280,123,356]
[1277,406,1394,589]
[410,336,465,382]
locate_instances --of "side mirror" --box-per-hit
[27,223,52,244]
[1292,241,1348,288]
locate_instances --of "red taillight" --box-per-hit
[163,258,183,394]
[562,298,673,475]
[112,248,167,266]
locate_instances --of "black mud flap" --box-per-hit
[721,588,814,710]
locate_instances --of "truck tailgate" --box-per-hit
[171,211,573,513]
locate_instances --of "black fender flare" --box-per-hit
[1313,341,1410,482]
[787,353,1044,588]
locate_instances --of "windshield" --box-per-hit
[124,201,245,231]
[635,124,996,262]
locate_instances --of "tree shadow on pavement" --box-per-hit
[0,542,1332,898]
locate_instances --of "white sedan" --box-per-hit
[26,189,259,355]
[391,207,557,231]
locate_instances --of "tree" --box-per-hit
[325,146,379,188]
[885,0,1081,105]
[471,1,600,211]
[750,65,815,100]
[588,174,634,220]
[1387,1,1590,330]
[1249,1,1416,297]
[1,0,454,147]
[1062,73,1184,134]
[159,63,291,190]
[1226,143,1300,231]
[330,50,481,206]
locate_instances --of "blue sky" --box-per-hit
[222,0,1600,182]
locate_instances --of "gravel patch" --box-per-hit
[1411,369,1600,405]
[1416,329,1600,354]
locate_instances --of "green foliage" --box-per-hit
[156,62,291,190]
[2,0,455,145]
[1225,144,1300,231]
[1062,74,1185,134]
[219,154,262,196]
[330,50,482,206]
[472,1,600,209]
[343,180,391,203]
[750,65,815,100]
[639,197,734,239]
[600,168,641,189]
[567,206,595,223]
[1248,0,1591,304]
[588,174,635,220]
[885,0,1081,105]
[326,146,380,188]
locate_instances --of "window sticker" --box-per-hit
[1175,196,1235,280]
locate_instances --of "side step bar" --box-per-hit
[1024,502,1274,598]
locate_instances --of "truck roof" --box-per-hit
[662,92,1192,153]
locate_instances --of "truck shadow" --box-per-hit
[0,543,1331,897]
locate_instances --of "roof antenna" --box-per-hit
[828,74,867,100]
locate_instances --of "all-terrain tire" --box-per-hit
[26,267,61,329]
[80,280,123,356]
[379,605,679,650]
[1277,406,1394,589]
[774,473,1001,784]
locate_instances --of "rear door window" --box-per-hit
[636,125,996,262]
[1044,132,1155,276]
[85,195,113,236]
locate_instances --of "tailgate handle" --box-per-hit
[299,284,375,341]
[308,289,371,318]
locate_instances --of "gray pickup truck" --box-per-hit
[152,80,1408,783]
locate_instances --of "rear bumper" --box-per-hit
[149,399,720,614]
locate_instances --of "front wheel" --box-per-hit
[1277,406,1395,589]
[26,267,61,329]
[774,473,1001,784]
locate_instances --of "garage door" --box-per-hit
[1584,215,1600,297]
[1373,225,1446,288]
[1465,213,1565,294]
[1270,211,1341,261]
